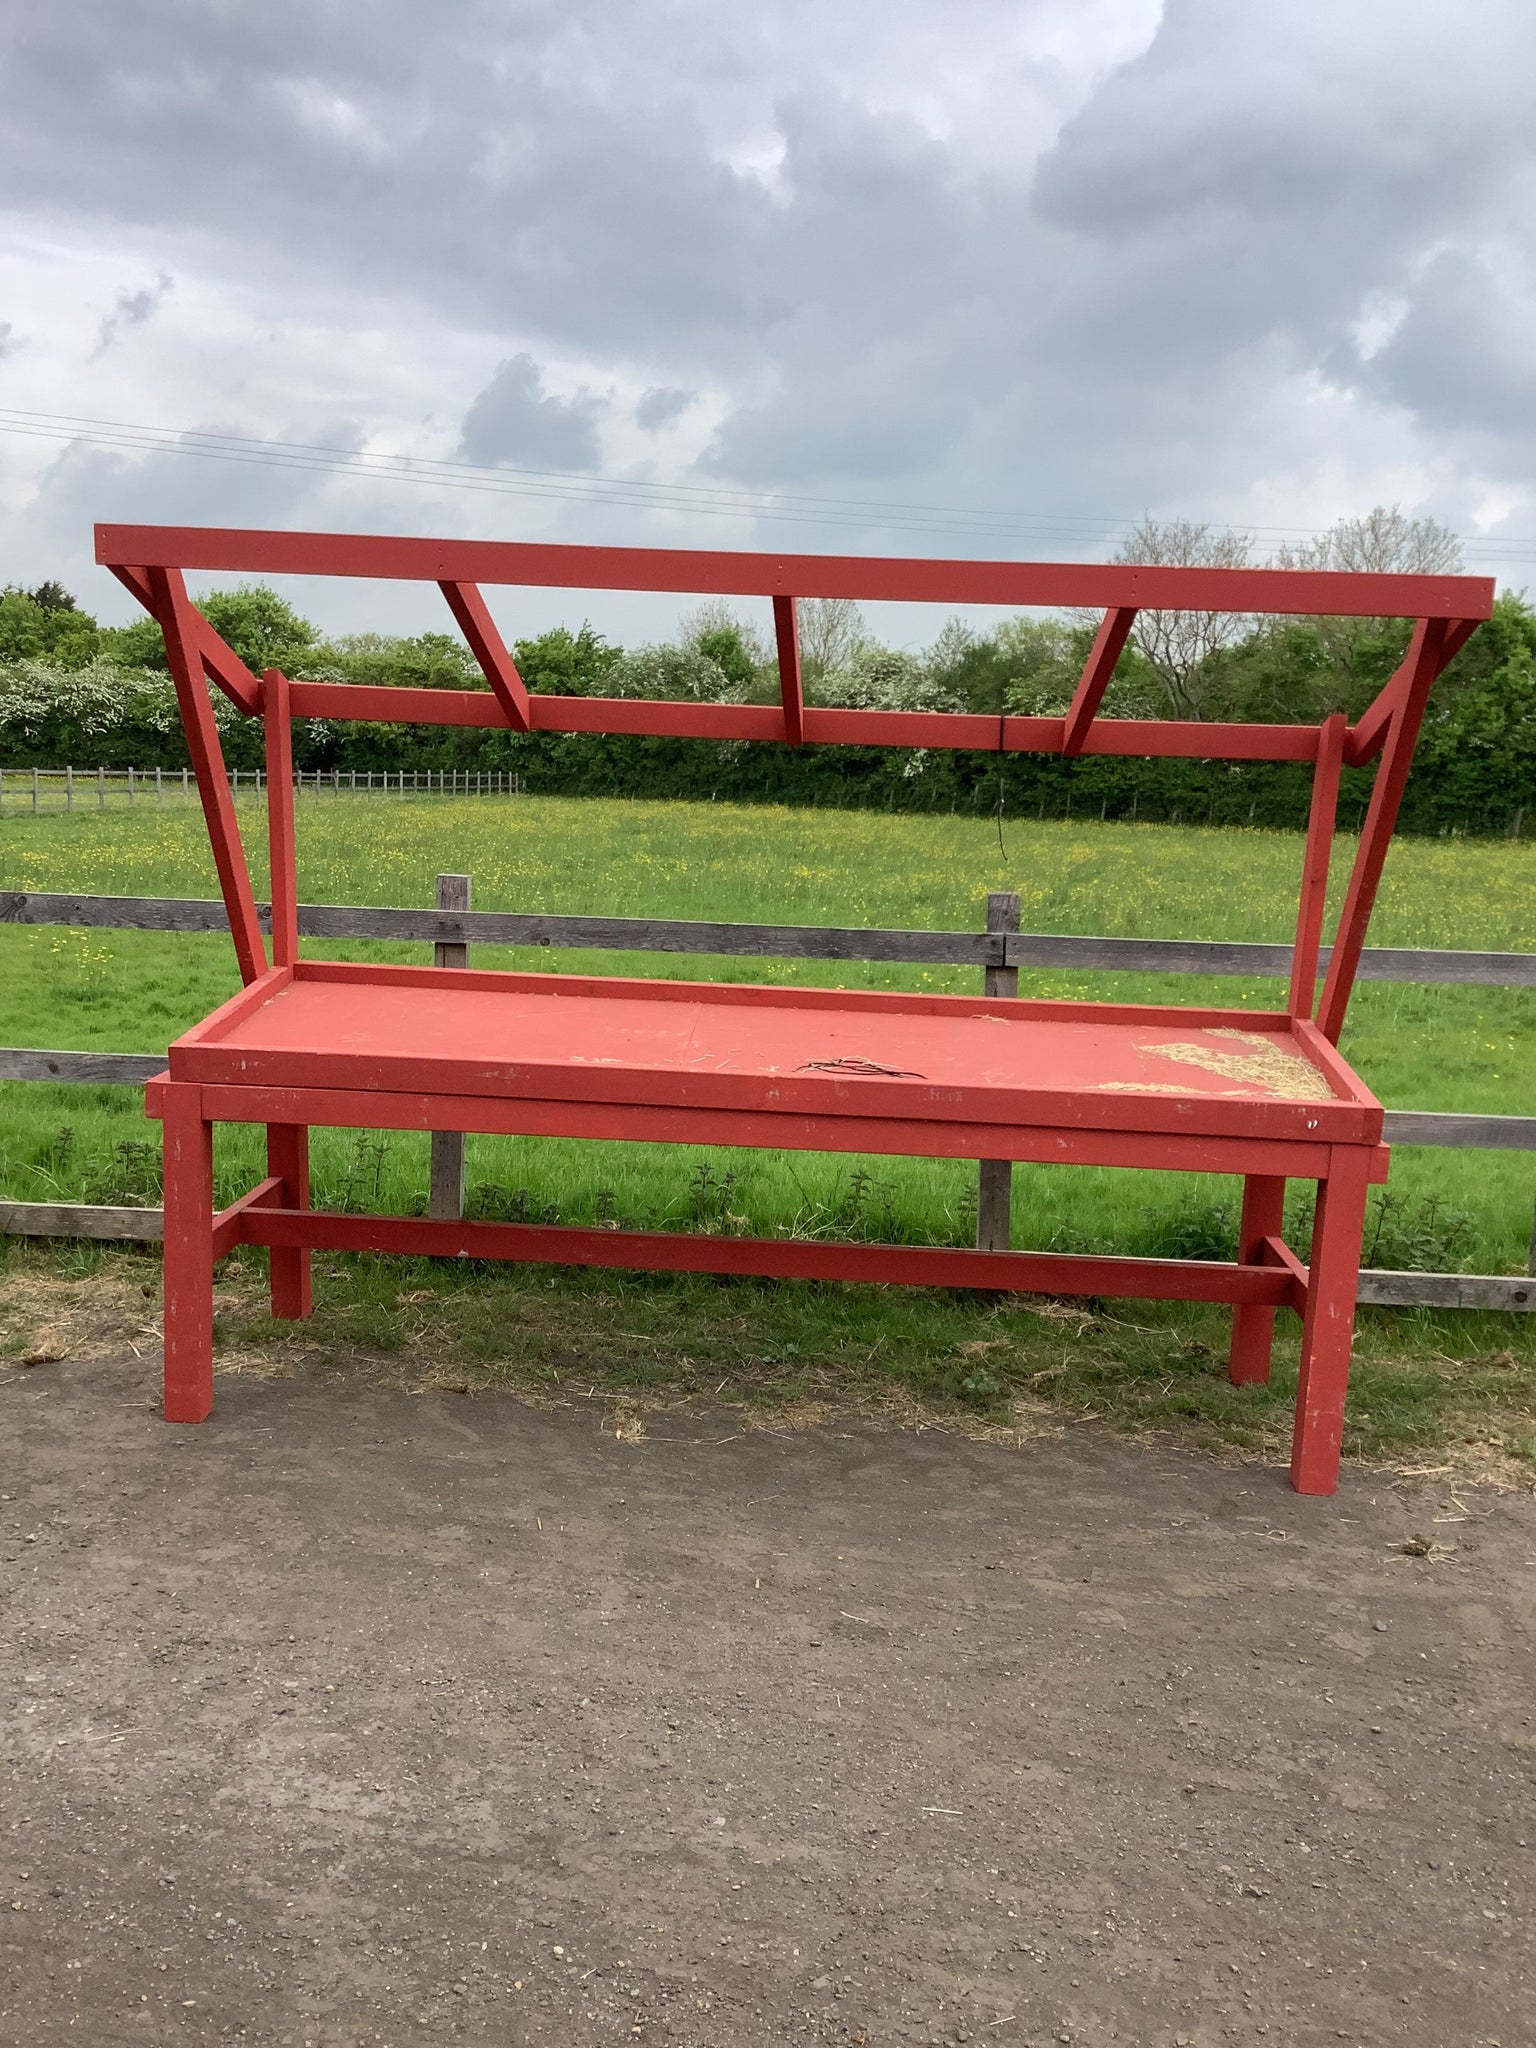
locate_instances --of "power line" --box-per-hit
[0,404,1530,563]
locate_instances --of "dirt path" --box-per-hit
[2,1353,1532,2047]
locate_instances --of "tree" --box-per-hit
[201,585,318,673]
[1108,517,1253,719]
[794,596,866,682]
[511,625,621,696]
[0,585,100,667]
[1275,505,1463,576]
[98,582,318,675]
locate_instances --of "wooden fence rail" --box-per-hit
[2,887,1531,1307]
[4,890,1535,987]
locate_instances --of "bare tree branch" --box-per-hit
[794,596,867,682]
[1111,517,1253,718]
[1274,505,1463,576]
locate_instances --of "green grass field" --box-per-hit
[2,793,1533,1473]
[2,792,1532,1262]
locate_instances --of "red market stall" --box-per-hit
[96,521,1492,1493]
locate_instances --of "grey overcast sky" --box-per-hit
[1,0,1533,641]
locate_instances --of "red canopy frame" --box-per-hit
[98,524,1493,1494]
[97,523,1492,1043]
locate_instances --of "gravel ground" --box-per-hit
[2,1349,1532,2047]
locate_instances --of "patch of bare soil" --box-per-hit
[2,1348,1533,2047]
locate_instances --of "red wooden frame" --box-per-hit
[99,522,1492,1494]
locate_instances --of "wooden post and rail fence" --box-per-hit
[1,880,1532,1310]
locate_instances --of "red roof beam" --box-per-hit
[96,525,1495,622]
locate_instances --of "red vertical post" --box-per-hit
[265,1123,312,1320]
[1289,1149,1372,1494]
[260,668,311,1314]
[161,1082,215,1423]
[1315,621,1447,1044]
[1288,712,1346,1016]
[1227,1175,1287,1384]
[773,595,804,746]
[146,565,268,984]
[262,670,298,968]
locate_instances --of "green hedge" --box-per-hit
[3,585,1533,836]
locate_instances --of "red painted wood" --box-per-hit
[1290,1147,1372,1494]
[111,522,1473,1485]
[185,1081,1337,1180]
[163,969,1376,1143]
[234,1205,1302,1308]
[146,566,268,984]
[174,966,294,1047]
[109,561,263,715]
[264,1124,311,1318]
[1289,711,1345,1015]
[1348,615,1480,765]
[276,681,1337,759]
[439,581,532,730]
[1062,607,1137,755]
[302,955,1285,1026]
[773,594,804,746]
[97,524,1495,620]
[209,1174,285,1260]
[161,1083,214,1422]
[1259,1231,1309,1290]
[1317,619,1450,1043]
[1228,1176,1288,1383]
[262,670,298,968]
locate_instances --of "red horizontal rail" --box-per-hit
[281,679,1324,759]
[96,524,1494,621]
[234,1204,1304,1308]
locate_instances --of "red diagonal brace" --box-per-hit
[773,594,805,746]
[1317,618,1450,1043]
[438,581,531,730]
[1062,607,1137,756]
[146,565,268,983]
[1348,615,1479,766]
[109,562,262,715]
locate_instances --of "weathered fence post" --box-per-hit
[428,873,472,1220]
[976,890,1022,1250]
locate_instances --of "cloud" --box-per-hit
[0,321,17,360]
[455,354,604,470]
[89,271,173,359]
[636,386,694,431]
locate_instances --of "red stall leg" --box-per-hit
[265,1123,312,1320]
[161,1082,215,1423]
[1228,1175,1287,1385]
[1289,1150,1371,1495]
